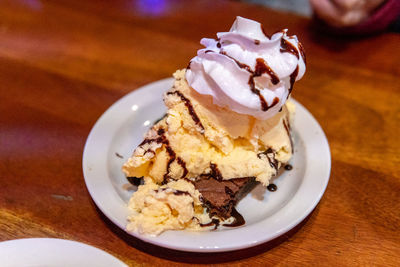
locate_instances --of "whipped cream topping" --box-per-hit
[186,16,306,120]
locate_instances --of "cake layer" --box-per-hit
[193,174,256,219]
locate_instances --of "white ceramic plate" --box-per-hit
[82,78,331,252]
[0,238,127,267]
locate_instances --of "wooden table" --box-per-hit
[1,0,399,265]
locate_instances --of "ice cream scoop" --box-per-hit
[186,16,306,120]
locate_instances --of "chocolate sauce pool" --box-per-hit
[200,218,220,230]
[223,208,245,227]
[284,164,293,170]
[267,183,277,192]
[127,176,143,186]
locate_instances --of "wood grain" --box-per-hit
[0,0,399,266]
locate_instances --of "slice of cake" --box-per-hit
[122,16,305,236]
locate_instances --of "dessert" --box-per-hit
[123,16,306,236]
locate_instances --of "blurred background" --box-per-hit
[240,0,311,17]
[239,0,400,33]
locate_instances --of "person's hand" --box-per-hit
[310,0,386,27]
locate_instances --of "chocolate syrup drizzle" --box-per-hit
[219,50,280,87]
[166,91,205,133]
[298,42,306,64]
[155,188,191,197]
[280,38,300,59]
[200,218,220,229]
[200,209,245,229]
[220,49,280,112]
[153,113,167,126]
[254,58,280,85]
[223,207,245,227]
[163,136,188,181]
[210,163,223,182]
[279,36,304,97]
[203,25,305,113]
[284,164,293,170]
[208,32,306,112]
[282,119,294,153]
[219,51,253,72]
[249,59,280,111]
[138,128,188,182]
[267,183,277,192]
[289,66,299,95]
[257,148,279,172]
[127,176,143,186]
[267,148,278,171]
[172,190,191,196]
[224,186,234,196]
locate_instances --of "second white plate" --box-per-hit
[0,238,127,267]
[82,78,331,252]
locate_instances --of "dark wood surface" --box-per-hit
[1,0,399,265]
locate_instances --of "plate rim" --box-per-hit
[82,78,331,252]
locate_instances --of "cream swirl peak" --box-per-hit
[186,16,306,120]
